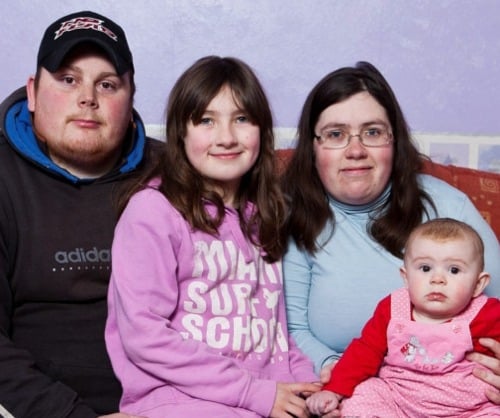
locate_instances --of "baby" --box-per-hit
[307,218,500,417]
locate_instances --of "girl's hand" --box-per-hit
[269,382,320,418]
[466,337,500,404]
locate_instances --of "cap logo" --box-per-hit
[53,17,118,42]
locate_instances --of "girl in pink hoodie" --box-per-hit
[105,56,319,418]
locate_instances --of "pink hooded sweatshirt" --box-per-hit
[105,183,317,417]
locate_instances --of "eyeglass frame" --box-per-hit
[313,125,394,149]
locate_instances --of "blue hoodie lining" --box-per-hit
[5,100,145,184]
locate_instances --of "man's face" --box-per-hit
[27,45,133,178]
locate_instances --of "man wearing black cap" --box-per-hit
[0,11,159,418]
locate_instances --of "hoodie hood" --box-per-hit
[0,87,146,184]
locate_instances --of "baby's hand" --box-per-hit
[305,390,341,415]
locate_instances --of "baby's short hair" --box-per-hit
[405,218,485,269]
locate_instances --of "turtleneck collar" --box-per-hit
[328,182,392,215]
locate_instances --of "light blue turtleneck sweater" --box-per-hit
[283,174,500,373]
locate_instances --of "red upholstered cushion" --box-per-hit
[275,149,500,241]
[275,148,295,176]
[422,160,500,241]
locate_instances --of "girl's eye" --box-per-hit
[236,115,248,123]
[199,117,213,125]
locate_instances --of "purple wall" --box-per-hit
[2,0,500,135]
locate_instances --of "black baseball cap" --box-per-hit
[37,11,134,75]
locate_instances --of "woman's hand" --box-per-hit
[269,382,321,418]
[319,360,338,385]
[466,337,500,404]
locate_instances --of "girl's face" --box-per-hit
[313,91,394,205]
[400,236,489,323]
[184,85,260,206]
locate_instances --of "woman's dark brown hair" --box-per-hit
[281,61,435,258]
[119,56,285,262]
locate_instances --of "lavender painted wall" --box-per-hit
[1,0,500,136]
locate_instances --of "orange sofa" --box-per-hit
[275,148,500,242]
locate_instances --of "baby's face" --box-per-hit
[401,236,484,323]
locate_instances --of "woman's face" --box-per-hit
[313,91,394,205]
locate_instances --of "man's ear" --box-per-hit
[26,75,36,112]
[472,272,490,297]
[400,266,409,288]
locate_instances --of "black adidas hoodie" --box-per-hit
[0,87,161,417]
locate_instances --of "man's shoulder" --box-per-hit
[0,86,26,115]
[0,133,17,162]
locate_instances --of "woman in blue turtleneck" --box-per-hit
[279,62,500,409]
